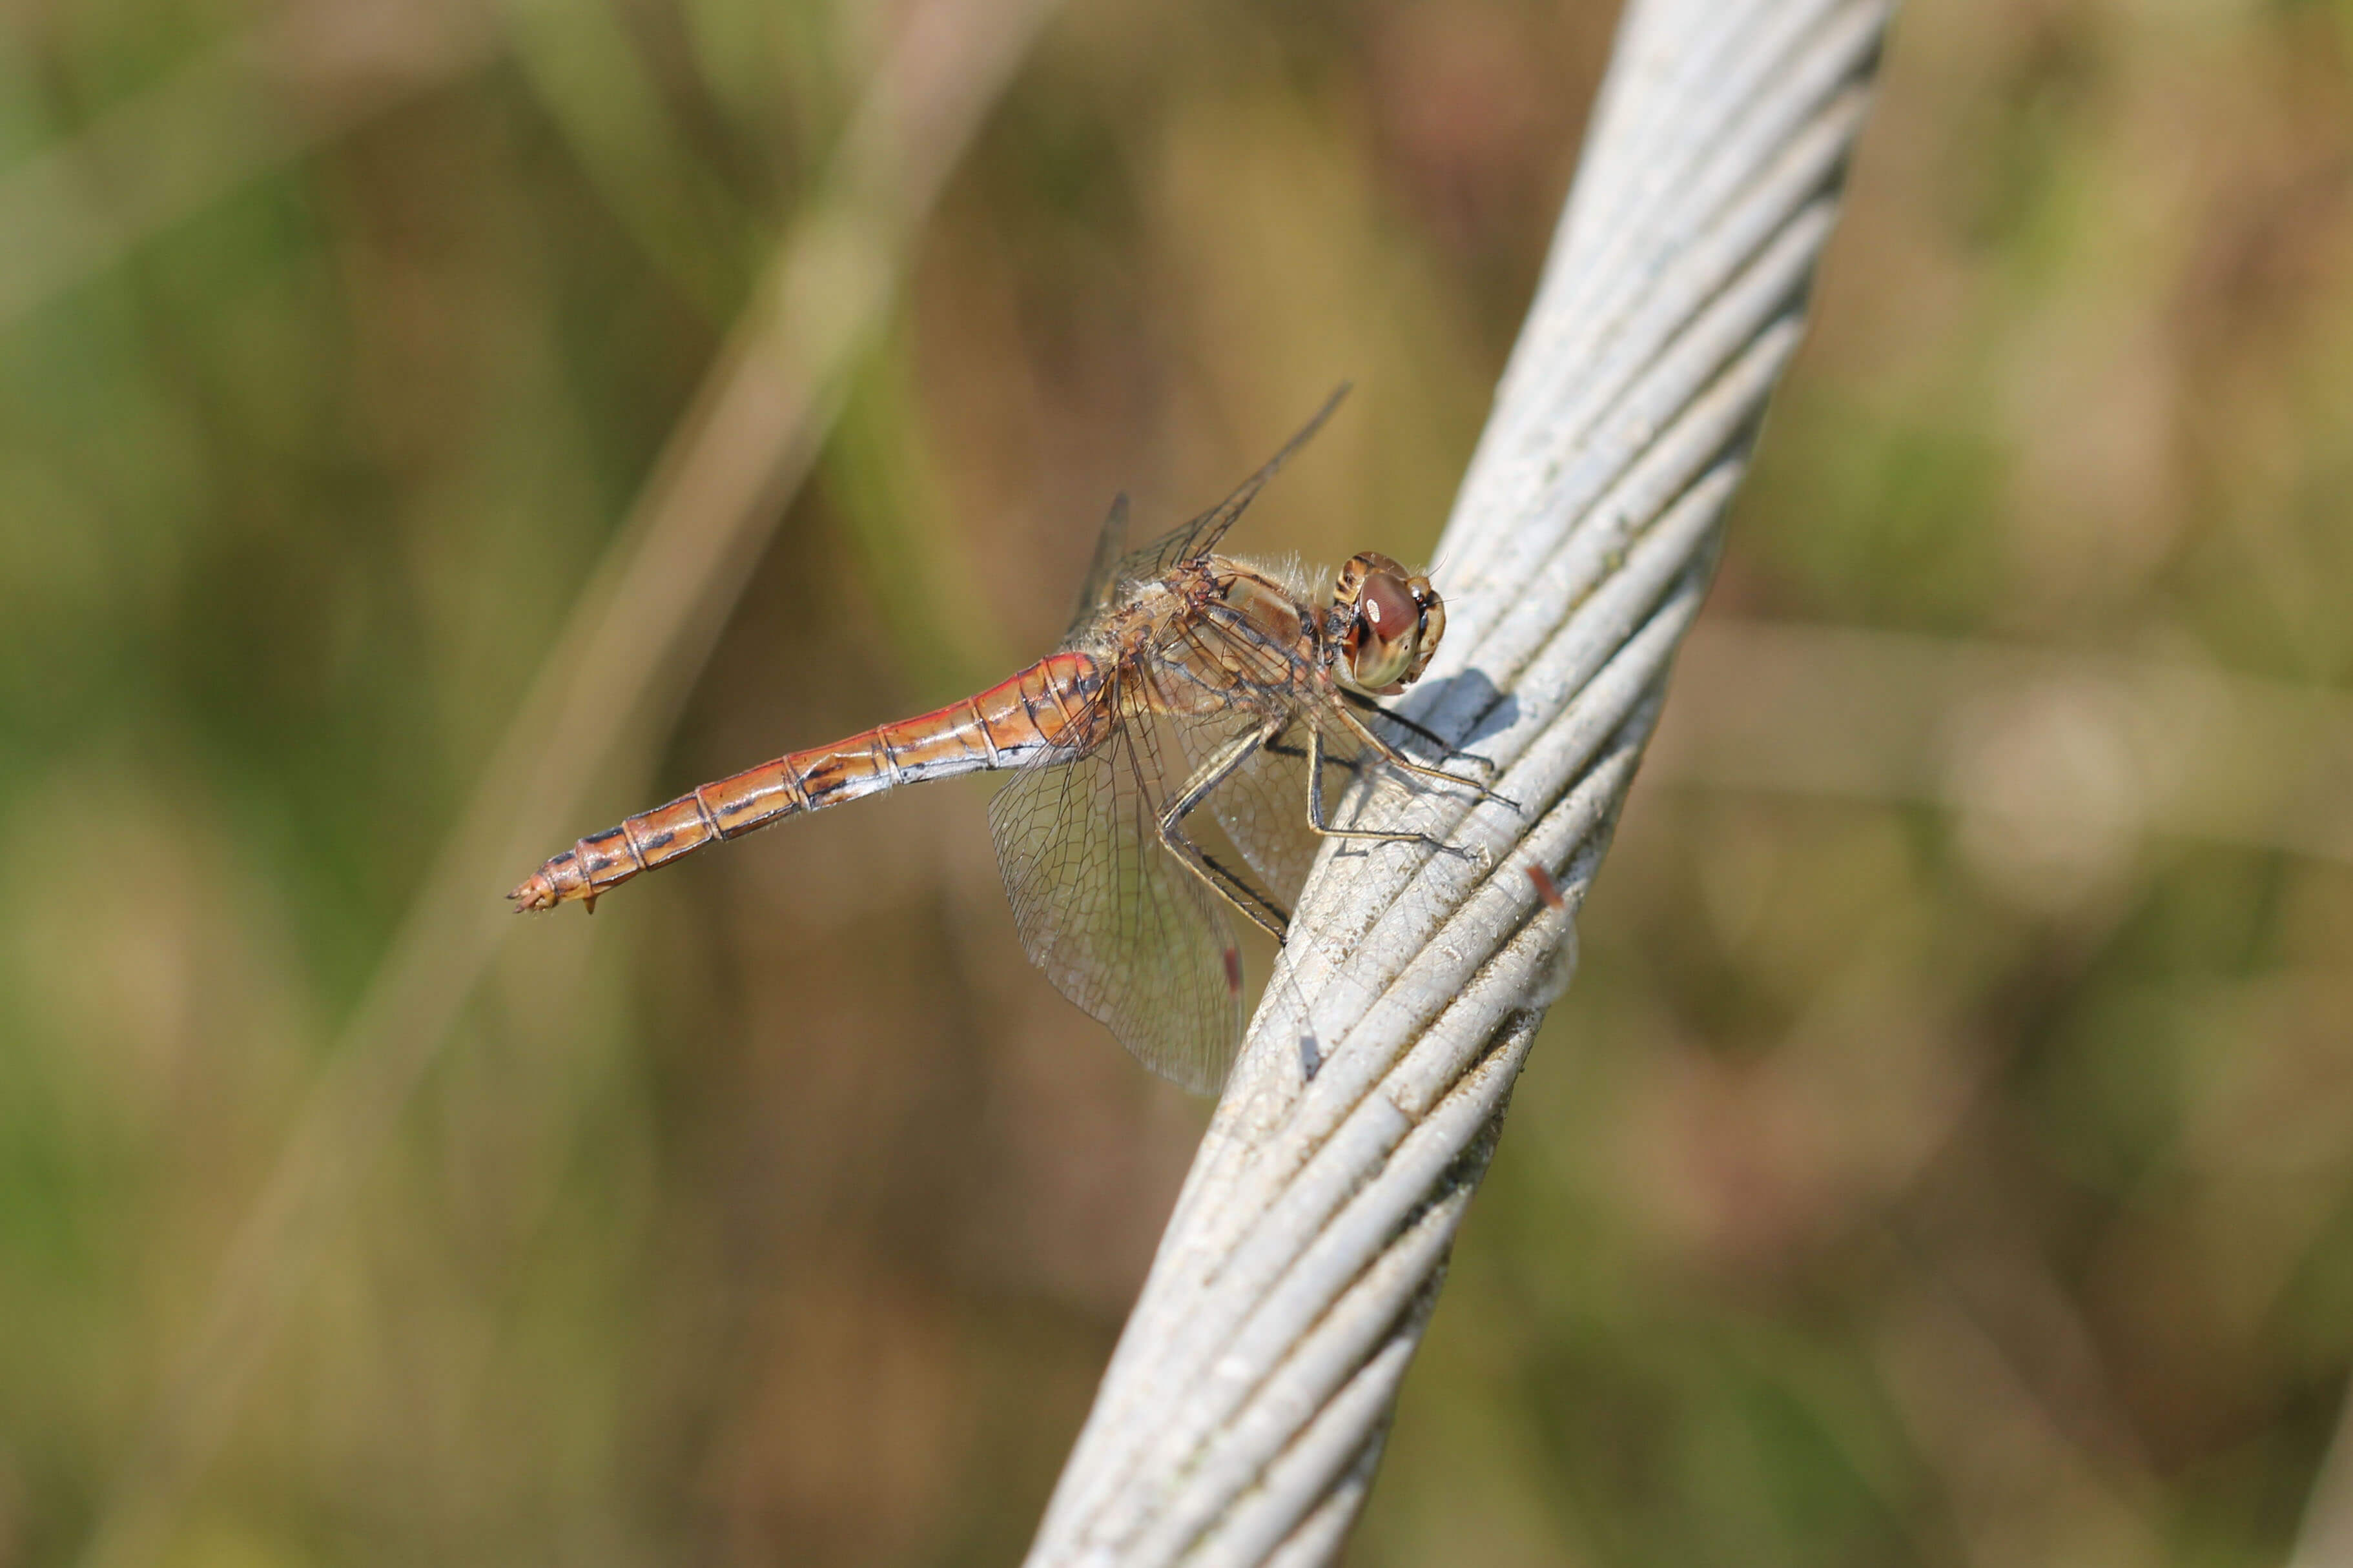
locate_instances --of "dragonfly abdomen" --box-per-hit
[511,651,1105,913]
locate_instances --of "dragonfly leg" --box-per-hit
[1342,690,1497,775]
[1307,727,1476,859]
[1157,719,1293,940]
[1337,703,1520,813]
[1266,721,1367,780]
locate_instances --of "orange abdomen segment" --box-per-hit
[511,652,1105,911]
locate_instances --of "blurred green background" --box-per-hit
[5,0,2353,1563]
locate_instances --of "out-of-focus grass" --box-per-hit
[1,1,2349,1565]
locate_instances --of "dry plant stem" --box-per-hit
[1024,2,1896,1562]
[72,5,1060,1567]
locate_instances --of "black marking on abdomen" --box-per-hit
[800,759,854,801]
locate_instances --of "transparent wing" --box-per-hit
[1198,718,1320,911]
[1060,492,1130,646]
[1112,384,1350,585]
[1200,705,1454,917]
[987,689,1251,1094]
[1143,602,1440,919]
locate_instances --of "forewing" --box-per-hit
[1199,720,1320,912]
[1146,611,1330,912]
[1145,606,1415,918]
[988,701,1244,1094]
[1060,492,1130,647]
[1113,385,1349,583]
[1203,706,1446,915]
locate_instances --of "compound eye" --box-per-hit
[1359,571,1418,643]
[1399,575,1445,686]
[1346,569,1424,693]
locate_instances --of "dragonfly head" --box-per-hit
[1331,551,1446,696]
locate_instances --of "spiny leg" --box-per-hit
[1267,721,1367,781]
[1156,718,1292,941]
[1335,702,1520,813]
[1341,689,1498,775]
[1306,726,1470,859]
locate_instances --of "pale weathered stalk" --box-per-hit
[1025,3,1898,1562]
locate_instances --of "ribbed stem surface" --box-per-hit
[1025,3,1897,1562]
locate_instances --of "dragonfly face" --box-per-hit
[1330,551,1447,697]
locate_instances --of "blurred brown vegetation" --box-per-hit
[2,0,2351,1565]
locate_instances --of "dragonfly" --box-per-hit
[511,389,1501,1092]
